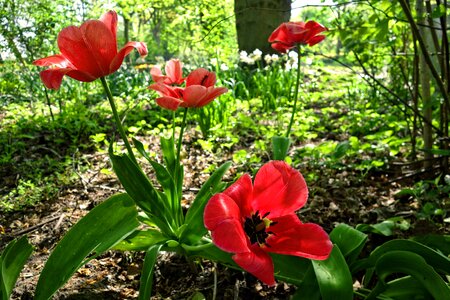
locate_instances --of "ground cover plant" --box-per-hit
[1,1,450,299]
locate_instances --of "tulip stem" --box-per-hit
[285,47,302,138]
[176,107,189,167]
[100,76,137,164]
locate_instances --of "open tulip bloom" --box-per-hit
[268,21,327,53]
[149,65,228,111]
[33,10,147,90]
[204,161,333,285]
[150,59,185,85]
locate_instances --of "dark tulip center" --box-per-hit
[243,211,277,246]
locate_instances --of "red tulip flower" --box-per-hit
[150,59,185,85]
[268,21,327,53]
[149,68,228,111]
[204,161,332,285]
[33,11,148,89]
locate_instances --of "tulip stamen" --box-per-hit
[244,210,277,246]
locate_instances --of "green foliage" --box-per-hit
[34,193,139,300]
[0,236,33,300]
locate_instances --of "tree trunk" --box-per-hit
[416,0,433,168]
[234,0,291,55]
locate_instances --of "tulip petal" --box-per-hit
[110,41,147,74]
[181,85,207,107]
[204,193,242,231]
[197,86,228,107]
[165,59,184,85]
[307,35,326,46]
[233,246,275,286]
[271,42,293,53]
[186,68,215,87]
[223,173,253,218]
[252,161,308,217]
[58,21,115,78]
[33,54,72,68]
[150,66,166,83]
[38,66,97,89]
[204,193,249,253]
[266,214,333,260]
[155,96,183,111]
[39,68,71,90]
[99,10,118,47]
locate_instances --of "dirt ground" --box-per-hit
[1,128,447,299]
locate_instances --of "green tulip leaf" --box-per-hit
[352,239,450,275]
[1,236,33,300]
[272,254,311,286]
[367,251,450,300]
[312,246,353,300]
[34,193,139,300]
[330,223,367,264]
[380,276,432,300]
[109,145,174,235]
[138,244,163,300]
[160,136,176,174]
[291,264,321,300]
[113,228,168,251]
[181,161,231,243]
[412,234,450,256]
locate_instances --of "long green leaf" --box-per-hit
[180,162,231,243]
[412,234,450,256]
[272,254,311,286]
[367,251,450,300]
[113,229,168,251]
[291,263,320,300]
[1,236,33,300]
[312,246,353,300]
[160,136,176,174]
[352,239,450,275]
[330,223,367,264]
[139,244,163,300]
[34,193,139,300]
[109,147,174,235]
[380,276,432,300]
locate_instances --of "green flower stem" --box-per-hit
[181,242,214,252]
[176,107,189,167]
[100,76,137,164]
[285,47,302,138]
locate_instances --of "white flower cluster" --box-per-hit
[239,49,263,65]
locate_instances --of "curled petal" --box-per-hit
[39,67,96,89]
[267,214,333,260]
[223,173,253,218]
[155,96,183,111]
[39,68,71,90]
[233,246,275,286]
[33,54,72,68]
[252,161,308,217]
[110,41,147,73]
